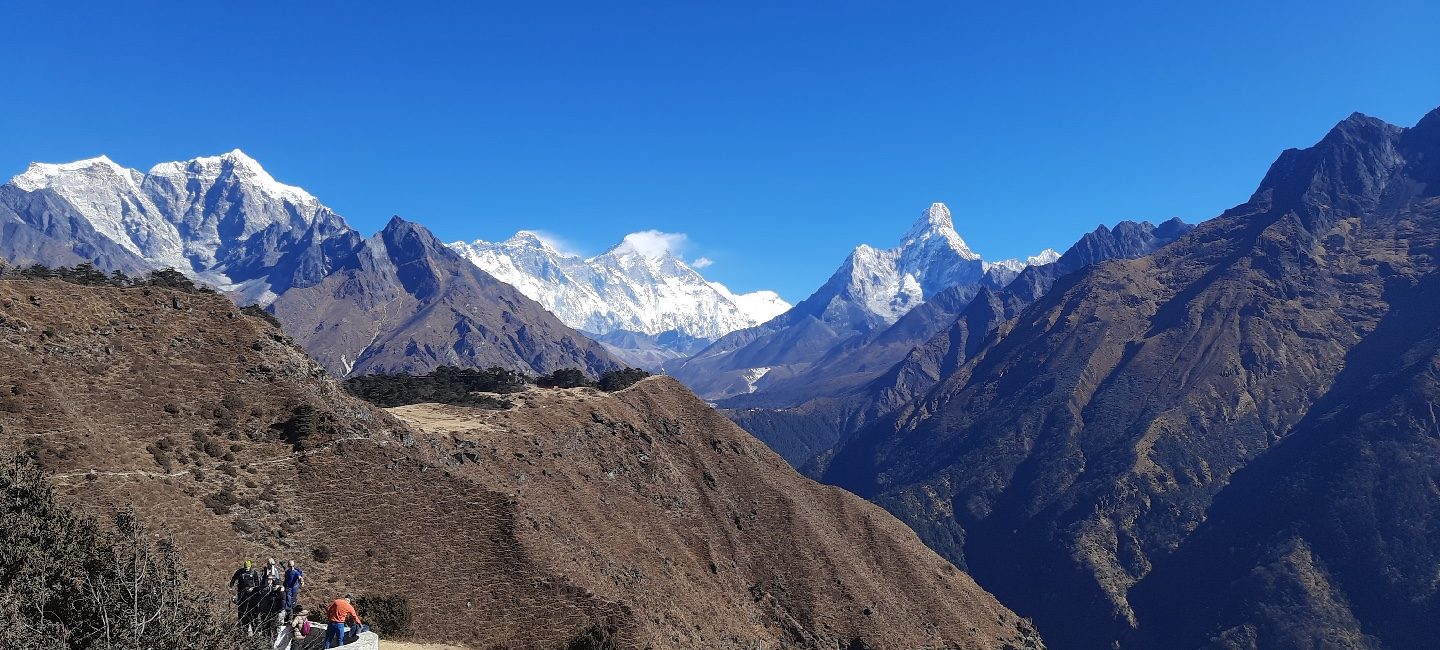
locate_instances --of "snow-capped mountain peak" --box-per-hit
[8,154,182,266]
[2,151,349,304]
[1028,248,1061,266]
[899,202,981,261]
[10,155,139,192]
[980,247,1062,285]
[449,232,791,342]
[826,202,989,325]
[146,148,320,210]
[504,230,554,249]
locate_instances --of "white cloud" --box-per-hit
[614,230,689,259]
[690,256,715,269]
[526,229,584,257]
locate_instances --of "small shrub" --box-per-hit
[22,436,43,460]
[0,396,24,413]
[312,545,332,563]
[565,621,621,650]
[221,393,245,411]
[203,487,238,515]
[354,594,413,637]
[279,404,319,450]
[146,444,174,473]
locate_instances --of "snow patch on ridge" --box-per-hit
[740,367,772,394]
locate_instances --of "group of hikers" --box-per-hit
[228,558,366,649]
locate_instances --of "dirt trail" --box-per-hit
[382,642,471,650]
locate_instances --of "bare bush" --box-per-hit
[0,454,267,649]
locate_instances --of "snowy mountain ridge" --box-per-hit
[450,232,790,341]
[4,150,351,303]
[666,202,1062,400]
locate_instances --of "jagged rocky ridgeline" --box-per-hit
[0,277,1044,649]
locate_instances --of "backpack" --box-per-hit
[298,619,311,637]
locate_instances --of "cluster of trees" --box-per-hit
[588,367,653,392]
[1,263,213,294]
[343,365,653,408]
[342,366,532,408]
[0,454,267,650]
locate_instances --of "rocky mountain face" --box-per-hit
[451,232,789,354]
[670,202,1056,400]
[727,217,1191,468]
[269,216,620,378]
[821,108,1440,648]
[0,152,625,379]
[0,277,1044,649]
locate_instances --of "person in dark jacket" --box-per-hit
[227,559,261,633]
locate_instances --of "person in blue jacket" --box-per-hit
[283,559,305,612]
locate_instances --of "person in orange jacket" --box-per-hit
[323,594,361,648]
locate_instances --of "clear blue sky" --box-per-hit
[3,1,1437,302]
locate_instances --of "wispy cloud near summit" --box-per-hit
[612,230,688,259]
[527,230,584,257]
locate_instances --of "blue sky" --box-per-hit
[3,1,1437,302]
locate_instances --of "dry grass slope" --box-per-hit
[391,377,1043,649]
[0,278,1042,649]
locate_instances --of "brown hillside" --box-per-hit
[0,278,1040,649]
[0,278,629,647]
[389,376,1042,649]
